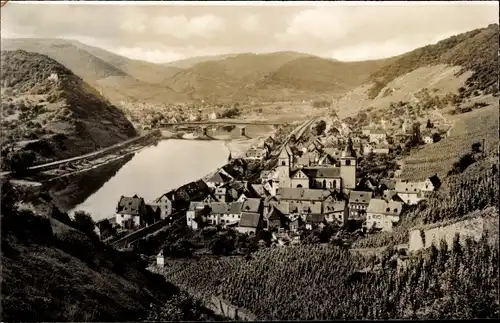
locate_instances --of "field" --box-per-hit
[400,101,498,181]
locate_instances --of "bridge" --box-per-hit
[158,120,288,127]
[158,120,293,137]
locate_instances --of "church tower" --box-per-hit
[277,145,292,188]
[340,139,357,192]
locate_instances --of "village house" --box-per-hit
[420,175,441,191]
[236,212,264,234]
[204,170,233,189]
[323,198,348,227]
[186,201,244,229]
[395,180,426,205]
[369,131,387,144]
[304,214,326,230]
[244,147,268,161]
[423,135,434,144]
[366,198,403,232]
[151,194,173,219]
[348,190,373,220]
[115,195,148,230]
[372,144,390,154]
[265,205,288,231]
[214,187,227,202]
[276,187,330,220]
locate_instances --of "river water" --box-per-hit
[70,139,230,221]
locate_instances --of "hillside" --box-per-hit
[1,39,188,104]
[164,53,244,69]
[237,56,390,102]
[69,40,183,84]
[368,23,499,99]
[0,50,137,170]
[165,51,316,102]
[1,180,220,322]
[400,99,498,181]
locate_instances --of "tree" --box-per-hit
[426,119,433,128]
[410,122,422,147]
[471,142,482,154]
[432,133,442,143]
[6,151,35,174]
[73,210,96,237]
[313,120,327,136]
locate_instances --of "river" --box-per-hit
[70,139,230,221]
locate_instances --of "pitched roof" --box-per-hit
[263,195,278,207]
[277,187,331,201]
[366,198,403,216]
[229,202,244,214]
[324,201,345,213]
[206,171,231,184]
[209,202,231,214]
[379,179,396,190]
[305,167,341,178]
[242,198,262,213]
[266,206,284,220]
[349,191,373,204]
[279,145,292,159]
[290,169,310,179]
[215,187,227,195]
[270,200,290,215]
[395,181,421,193]
[250,184,267,197]
[117,195,144,215]
[188,201,205,211]
[239,212,262,228]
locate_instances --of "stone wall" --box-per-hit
[408,211,498,252]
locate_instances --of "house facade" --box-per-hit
[115,195,147,229]
[366,199,403,232]
[348,190,373,220]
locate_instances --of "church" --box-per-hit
[269,141,357,195]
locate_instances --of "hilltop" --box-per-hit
[164,53,244,69]
[3,24,497,111]
[1,39,188,104]
[0,50,137,170]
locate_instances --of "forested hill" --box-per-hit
[0,50,136,170]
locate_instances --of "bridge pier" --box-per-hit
[202,126,208,136]
[240,126,246,137]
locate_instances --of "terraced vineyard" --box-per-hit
[400,102,498,181]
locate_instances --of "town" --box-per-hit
[95,112,445,250]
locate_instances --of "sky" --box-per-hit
[1,1,498,63]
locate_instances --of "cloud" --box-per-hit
[240,14,262,33]
[276,4,499,59]
[151,14,225,39]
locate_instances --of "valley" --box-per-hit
[1,13,498,323]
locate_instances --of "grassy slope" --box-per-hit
[0,50,137,165]
[400,101,499,181]
[368,24,499,98]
